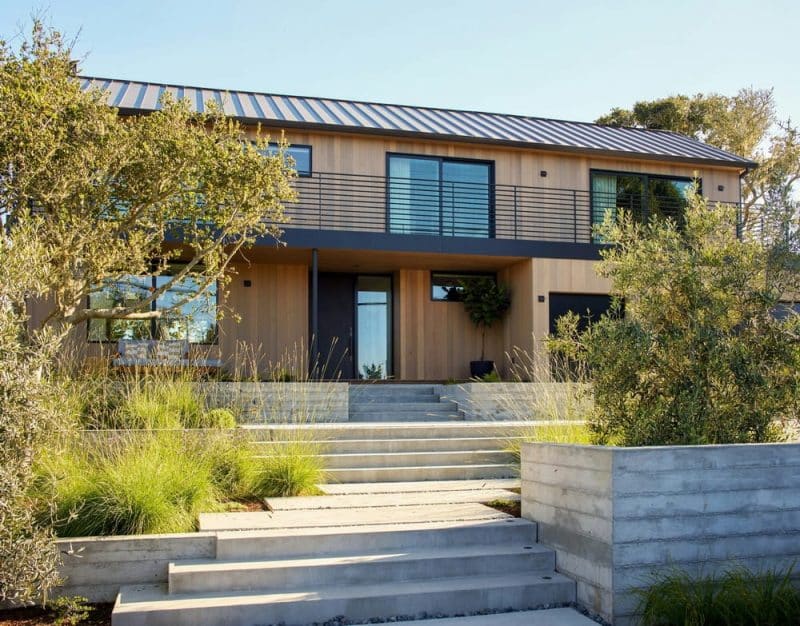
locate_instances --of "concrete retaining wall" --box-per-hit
[202,382,348,423]
[521,442,800,625]
[442,382,590,421]
[55,533,215,602]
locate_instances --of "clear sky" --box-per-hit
[2,0,799,124]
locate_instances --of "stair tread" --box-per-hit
[116,571,574,609]
[265,489,519,510]
[402,609,598,626]
[319,479,521,494]
[319,450,512,458]
[171,544,553,574]
[328,463,516,470]
[214,517,534,541]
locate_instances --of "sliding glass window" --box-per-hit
[388,155,493,238]
[591,171,695,241]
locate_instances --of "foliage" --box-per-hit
[548,195,800,446]
[480,370,502,382]
[460,277,511,361]
[362,363,384,380]
[595,89,800,243]
[38,433,219,536]
[197,434,262,501]
[0,22,296,338]
[505,422,592,466]
[636,566,800,626]
[48,595,93,626]
[200,408,237,429]
[254,441,324,497]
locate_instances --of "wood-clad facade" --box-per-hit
[52,81,752,380]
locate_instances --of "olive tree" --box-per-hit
[549,195,800,446]
[0,22,297,602]
[0,22,296,338]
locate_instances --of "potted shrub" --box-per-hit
[460,277,511,378]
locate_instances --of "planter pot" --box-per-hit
[469,360,495,378]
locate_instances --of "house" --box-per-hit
[65,77,756,380]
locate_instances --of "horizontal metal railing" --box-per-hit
[277,171,751,245]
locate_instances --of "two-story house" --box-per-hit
[72,77,756,380]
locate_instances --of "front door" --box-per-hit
[313,274,392,380]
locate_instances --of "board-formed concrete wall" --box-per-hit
[521,442,800,625]
[55,533,215,602]
[203,382,349,422]
[441,382,591,421]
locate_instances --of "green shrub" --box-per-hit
[198,435,261,501]
[548,196,800,446]
[41,434,218,536]
[254,441,324,497]
[505,422,592,466]
[637,566,800,626]
[193,408,237,429]
[48,595,93,626]
[111,378,212,430]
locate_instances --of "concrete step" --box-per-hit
[348,412,464,422]
[169,544,554,594]
[257,436,522,454]
[406,608,599,626]
[265,489,520,510]
[114,572,576,626]
[242,422,533,441]
[326,463,517,483]
[350,401,459,413]
[214,518,537,559]
[318,479,521,495]
[318,450,515,469]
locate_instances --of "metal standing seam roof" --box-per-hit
[79,76,757,170]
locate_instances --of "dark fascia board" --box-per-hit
[114,107,758,172]
[262,228,605,261]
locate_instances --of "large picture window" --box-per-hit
[430,272,496,301]
[590,171,695,240]
[388,154,493,238]
[88,266,217,344]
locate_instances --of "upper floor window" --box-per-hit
[87,265,218,344]
[590,171,695,238]
[388,154,493,238]
[261,143,312,176]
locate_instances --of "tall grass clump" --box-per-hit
[38,433,219,536]
[252,427,325,497]
[636,566,800,626]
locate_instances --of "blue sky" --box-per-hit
[2,0,798,123]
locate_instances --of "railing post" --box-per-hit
[513,186,518,239]
[572,190,577,243]
[317,174,323,229]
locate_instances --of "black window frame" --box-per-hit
[386,152,496,238]
[589,169,700,228]
[430,270,497,302]
[263,142,313,177]
[86,269,220,345]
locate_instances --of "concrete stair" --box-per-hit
[348,384,464,421]
[112,518,577,626]
[248,421,525,483]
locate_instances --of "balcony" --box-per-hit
[279,171,749,247]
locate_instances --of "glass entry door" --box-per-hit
[356,276,392,380]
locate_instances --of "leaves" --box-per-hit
[549,194,800,446]
[0,21,297,331]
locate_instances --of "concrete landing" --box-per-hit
[266,489,520,511]
[319,478,520,495]
[407,609,598,626]
[199,502,510,531]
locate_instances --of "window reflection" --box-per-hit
[357,276,391,379]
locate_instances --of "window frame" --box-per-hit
[262,142,313,177]
[430,270,498,302]
[86,270,220,345]
[589,169,700,229]
[386,152,496,238]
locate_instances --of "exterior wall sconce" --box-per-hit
[717,185,725,192]
[540,170,547,177]
[538,295,546,302]
[243,280,252,287]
